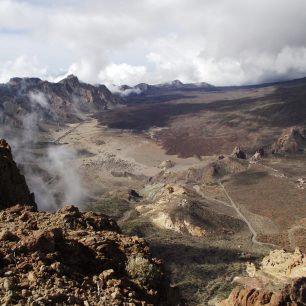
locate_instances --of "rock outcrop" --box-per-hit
[139,183,244,237]
[0,75,121,125]
[250,148,265,161]
[0,139,36,210]
[0,138,178,305]
[0,204,176,305]
[231,146,247,159]
[218,248,306,306]
[272,126,306,153]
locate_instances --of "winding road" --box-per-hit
[218,180,277,248]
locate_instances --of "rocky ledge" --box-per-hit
[0,204,176,305]
[218,248,306,305]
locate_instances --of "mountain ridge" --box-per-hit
[0,74,121,125]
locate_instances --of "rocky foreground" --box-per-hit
[0,138,178,305]
[218,248,306,305]
[0,204,177,305]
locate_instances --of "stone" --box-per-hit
[0,139,37,210]
[231,146,247,159]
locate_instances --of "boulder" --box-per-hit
[231,146,247,159]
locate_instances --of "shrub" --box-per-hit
[126,255,158,285]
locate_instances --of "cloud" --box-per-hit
[98,63,147,85]
[0,55,48,83]
[0,91,87,211]
[1,0,306,85]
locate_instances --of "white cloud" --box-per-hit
[98,63,147,85]
[0,55,47,82]
[1,0,306,85]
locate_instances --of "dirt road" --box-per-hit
[219,181,277,248]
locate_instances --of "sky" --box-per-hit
[1,0,306,86]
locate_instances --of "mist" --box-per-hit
[0,91,87,211]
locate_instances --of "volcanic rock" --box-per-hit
[0,204,176,305]
[272,126,306,153]
[0,75,121,125]
[218,248,306,306]
[251,148,265,161]
[231,146,247,159]
[0,139,36,210]
[139,183,244,237]
[128,189,142,201]
[158,160,175,170]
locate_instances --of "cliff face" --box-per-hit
[218,249,306,306]
[0,139,36,210]
[0,75,121,125]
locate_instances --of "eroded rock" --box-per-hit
[0,204,175,305]
[0,139,36,210]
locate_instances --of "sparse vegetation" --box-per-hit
[126,255,158,285]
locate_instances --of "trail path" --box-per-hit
[218,181,278,248]
[193,185,233,208]
[54,122,83,144]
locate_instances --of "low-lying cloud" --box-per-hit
[0,91,87,211]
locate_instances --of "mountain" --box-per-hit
[0,74,121,125]
[115,79,214,97]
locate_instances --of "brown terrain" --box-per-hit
[0,139,178,305]
[1,76,306,305]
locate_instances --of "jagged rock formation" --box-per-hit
[250,148,265,161]
[218,248,306,306]
[0,139,36,210]
[0,74,121,125]
[231,146,247,159]
[272,126,306,153]
[0,204,176,305]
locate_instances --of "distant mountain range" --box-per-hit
[0,74,120,126]
[115,79,214,97]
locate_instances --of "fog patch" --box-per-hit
[0,95,87,211]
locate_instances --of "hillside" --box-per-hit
[0,139,178,305]
[2,75,306,305]
[0,75,121,126]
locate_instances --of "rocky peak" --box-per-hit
[0,139,36,210]
[0,139,13,160]
[59,74,80,89]
[272,126,306,153]
[169,80,184,87]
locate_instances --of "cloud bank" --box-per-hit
[1,0,306,86]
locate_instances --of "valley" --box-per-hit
[2,76,306,305]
